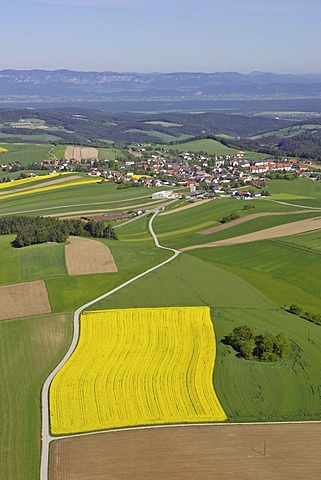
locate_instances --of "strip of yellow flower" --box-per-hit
[0,147,8,153]
[0,172,75,190]
[0,178,98,199]
[49,306,227,435]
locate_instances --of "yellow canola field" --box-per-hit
[0,178,98,199]
[0,172,75,190]
[49,306,226,435]
[0,147,8,153]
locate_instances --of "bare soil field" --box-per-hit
[0,280,51,320]
[182,216,321,251]
[80,147,98,160]
[64,146,98,161]
[64,146,74,161]
[199,209,321,235]
[50,423,321,480]
[65,236,118,275]
[0,176,82,196]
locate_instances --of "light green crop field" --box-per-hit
[269,178,321,207]
[153,198,316,249]
[0,235,20,285]
[0,182,171,216]
[125,128,180,142]
[164,138,268,159]
[188,240,321,312]
[0,132,62,142]
[280,229,321,252]
[0,313,73,480]
[98,146,129,161]
[91,253,321,422]
[144,121,183,127]
[0,143,55,166]
[20,243,67,281]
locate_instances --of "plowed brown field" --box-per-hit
[65,236,118,275]
[50,423,321,480]
[0,280,51,320]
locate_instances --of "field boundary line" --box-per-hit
[40,209,180,480]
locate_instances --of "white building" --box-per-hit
[151,190,174,200]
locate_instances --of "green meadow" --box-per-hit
[0,143,54,166]
[0,313,73,480]
[165,138,268,158]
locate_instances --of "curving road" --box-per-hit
[40,209,180,480]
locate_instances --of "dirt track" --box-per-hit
[0,280,51,320]
[65,236,118,275]
[182,216,321,251]
[50,423,321,480]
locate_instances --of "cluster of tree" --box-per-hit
[116,180,143,190]
[0,215,117,248]
[286,304,321,326]
[225,325,290,362]
[220,211,240,223]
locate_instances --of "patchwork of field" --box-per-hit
[0,174,82,196]
[199,209,321,235]
[182,215,321,250]
[0,280,51,320]
[64,146,98,161]
[49,307,226,435]
[0,181,173,217]
[65,236,118,275]
[50,423,321,480]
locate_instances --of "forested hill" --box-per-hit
[0,108,292,145]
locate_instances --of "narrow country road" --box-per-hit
[40,209,180,480]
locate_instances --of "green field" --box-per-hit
[0,313,73,480]
[0,181,172,216]
[269,177,321,207]
[153,198,316,249]
[280,229,321,252]
[0,143,55,166]
[164,138,269,159]
[19,243,67,281]
[188,240,321,312]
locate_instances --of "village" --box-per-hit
[1,145,316,202]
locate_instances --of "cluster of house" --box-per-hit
[3,146,313,193]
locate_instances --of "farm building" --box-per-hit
[151,190,174,200]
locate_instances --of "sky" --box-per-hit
[1,0,321,73]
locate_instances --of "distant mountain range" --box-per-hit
[1,70,321,102]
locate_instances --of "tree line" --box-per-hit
[0,215,117,247]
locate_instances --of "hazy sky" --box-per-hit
[1,0,321,73]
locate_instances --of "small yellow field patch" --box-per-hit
[0,147,8,153]
[49,307,226,435]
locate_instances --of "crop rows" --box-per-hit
[49,306,226,435]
